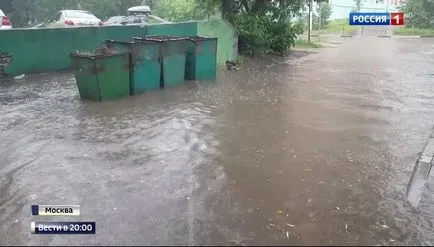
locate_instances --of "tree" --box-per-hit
[354,0,363,11]
[9,0,38,26]
[316,2,332,28]
[151,0,217,22]
[194,0,309,55]
[400,0,434,28]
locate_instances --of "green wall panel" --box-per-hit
[197,20,238,65]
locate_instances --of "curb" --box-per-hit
[420,136,434,165]
[406,129,434,208]
[391,35,421,38]
[392,35,434,38]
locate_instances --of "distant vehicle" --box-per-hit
[103,5,171,26]
[104,15,148,26]
[0,9,12,30]
[103,16,125,25]
[37,10,102,28]
[127,5,151,15]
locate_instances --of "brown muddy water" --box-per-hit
[1,36,434,245]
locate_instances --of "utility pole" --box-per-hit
[318,4,322,31]
[308,0,313,42]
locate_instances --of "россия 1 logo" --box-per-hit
[349,12,405,26]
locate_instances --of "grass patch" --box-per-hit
[294,39,322,48]
[393,27,434,36]
[324,19,359,34]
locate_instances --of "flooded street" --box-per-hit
[1,36,434,245]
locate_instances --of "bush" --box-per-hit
[268,20,303,54]
[234,13,303,56]
[234,14,271,56]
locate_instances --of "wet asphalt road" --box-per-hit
[1,36,434,246]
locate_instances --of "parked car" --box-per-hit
[104,15,148,26]
[0,9,12,30]
[103,5,171,26]
[38,10,102,28]
[103,16,125,25]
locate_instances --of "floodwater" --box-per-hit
[1,36,434,246]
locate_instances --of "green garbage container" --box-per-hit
[70,52,130,101]
[185,36,218,81]
[105,40,161,95]
[133,36,188,88]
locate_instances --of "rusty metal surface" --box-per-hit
[89,66,106,75]
[131,46,141,62]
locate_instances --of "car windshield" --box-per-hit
[65,11,96,19]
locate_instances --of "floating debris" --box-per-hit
[277,210,283,214]
[14,74,25,80]
[381,224,390,229]
[308,211,317,218]
[286,223,296,228]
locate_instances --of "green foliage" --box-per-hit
[393,27,434,36]
[268,21,303,53]
[234,12,303,55]
[325,19,359,34]
[297,2,332,32]
[234,14,271,56]
[400,0,434,28]
[316,2,332,27]
[294,39,322,48]
[151,0,219,22]
[195,0,308,56]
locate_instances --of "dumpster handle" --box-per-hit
[159,45,164,88]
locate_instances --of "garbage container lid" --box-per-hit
[133,35,189,42]
[105,40,136,45]
[70,51,129,59]
[189,36,218,42]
